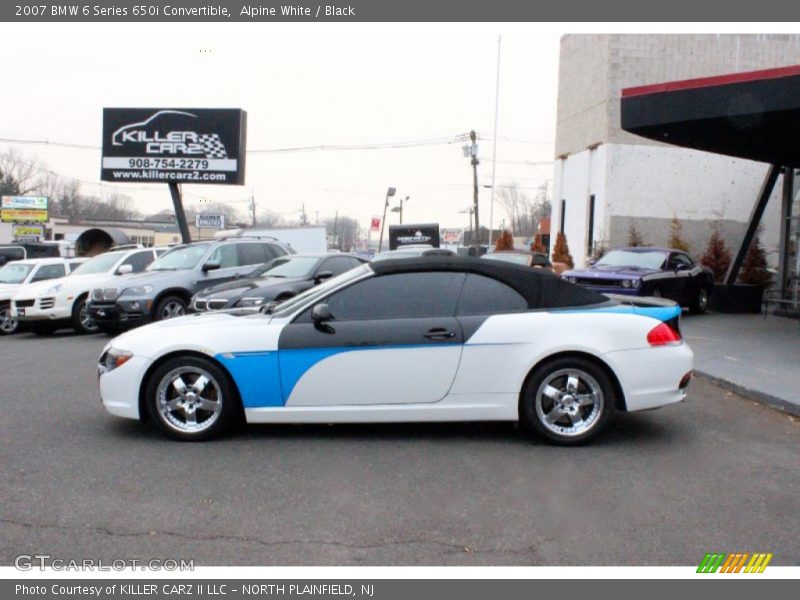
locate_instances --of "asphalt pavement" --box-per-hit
[1,332,798,566]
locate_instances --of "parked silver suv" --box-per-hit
[87,237,294,333]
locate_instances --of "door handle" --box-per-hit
[424,327,456,340]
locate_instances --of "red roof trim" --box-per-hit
[622,64,800,98]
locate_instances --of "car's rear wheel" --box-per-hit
[690,286,709,314]
[0,304,18,335]
[155,295,187,321]
[520,357,616,445]
[71,297,99,334]
[146,356,239,441]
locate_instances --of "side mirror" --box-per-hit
[314,270,334,284]
[675,263,689,272]
[311,303,333,323]
[202,260,221,272]
[117,264,134,275]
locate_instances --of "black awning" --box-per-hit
[621,65,800,167]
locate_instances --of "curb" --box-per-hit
[695,371,800,417]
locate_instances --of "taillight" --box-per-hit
[647,322,682,346]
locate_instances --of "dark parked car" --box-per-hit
[562,247,714,313]
[191,253,369,311]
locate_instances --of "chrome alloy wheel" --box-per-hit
[0,305,18,334]
[160,300,186,319]
[156,366,223,434]
[697,288,708,311]
[534,368,604,437]
[79,303,98,332]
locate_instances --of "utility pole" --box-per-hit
[301,203,307,226]
[378,187,396,252]
[315,210,319,225]
[464,131,480,251]
[333,210,339,247]
[250,189,257,228]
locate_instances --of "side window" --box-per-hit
[238,243,269,266]
[68,261,84,272]
[348,257,366,269]
[320,257,355,277]
[264,243,286,259]
[207,244,239,269]
[670,253,692,269]
[531,254,550,267]
[120,251,156,273]
[31,264,66,282]
[314,272,464,321]
[457,274,528,315]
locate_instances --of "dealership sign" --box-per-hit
[12,224,44,241]
[101,108,247,185]
[196,213,225,229]
[1,196,49,223]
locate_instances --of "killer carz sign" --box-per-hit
[101,108,247,185]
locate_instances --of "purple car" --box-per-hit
[562,247,714,314]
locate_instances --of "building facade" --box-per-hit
[552,34,800,268]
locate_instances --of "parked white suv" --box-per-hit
[12,247,163,335]
[0,257,87,335]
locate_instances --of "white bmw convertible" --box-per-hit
[98,257,693,445]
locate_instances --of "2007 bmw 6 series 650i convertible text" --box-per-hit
[98,257,693,445]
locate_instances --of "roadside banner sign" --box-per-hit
[370,216,381,231]
[12,224,44,240]
[1,208,49,222]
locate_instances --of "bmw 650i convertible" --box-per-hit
[98,257,693,445]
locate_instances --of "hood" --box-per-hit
[564,265,658,280]
[102,269,189,289]
[11,277,67,299]
[0,282,21,298]
[196,276,304,298]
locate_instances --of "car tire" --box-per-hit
[28,322,58,336]
[520,356,616,445]
[145,356,240,442]
[154,295,187,321]
[0,303,18,335]
[71,297,99,334]
[690,286,709,314]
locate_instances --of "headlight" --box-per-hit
[622,280,631,288]
[567,276,577,284]
[121,285,154,296]
[46,283,64,294]
[631,279,641,289]
[98,348,133,374]
[237,297,265,307]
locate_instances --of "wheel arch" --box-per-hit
[152,288,192,316]
[138,350,244,422]
[518,350,627,415]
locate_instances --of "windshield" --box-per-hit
[0,262,34,283]
[483,253,530,266]
[260,256,320,279]
[149,243,212,271]
[271,264,371,317]
[70,251,126,276]
[596,250,668,270]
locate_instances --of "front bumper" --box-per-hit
[98,354,153,419]
[88,297,153,329]
[12,296,71,322]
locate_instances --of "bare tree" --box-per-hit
[0,149,41,196]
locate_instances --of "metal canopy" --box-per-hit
[621,65,800,168]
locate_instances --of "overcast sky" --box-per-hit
[0,26,559,233]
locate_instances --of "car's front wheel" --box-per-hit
[520,357,616,445]
[145,356,240,441]
[154,295,187,321]
[71,297,99,334]
[0,303,18,335]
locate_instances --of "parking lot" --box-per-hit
[1,331,798,566]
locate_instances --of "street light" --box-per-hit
[377,187,396,252]
[390,195,410,224]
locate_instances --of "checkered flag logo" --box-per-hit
[198,133,228,159]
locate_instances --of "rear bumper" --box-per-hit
[603,343,694,411]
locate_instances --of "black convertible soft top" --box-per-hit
[369,256,608,309]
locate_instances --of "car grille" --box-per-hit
[207,299,229,310]
[92,288,120,302]
[15,299,35,308]
[575,278,623,287]
[193,299,208,311]
[39,297,56,310]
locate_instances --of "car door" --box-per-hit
[277,271,466,406]
[196,243,250,289]
[665,252,694,304]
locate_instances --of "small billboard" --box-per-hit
[101,108,247,185]
[388,223,441,250]
[196,213,225,229]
